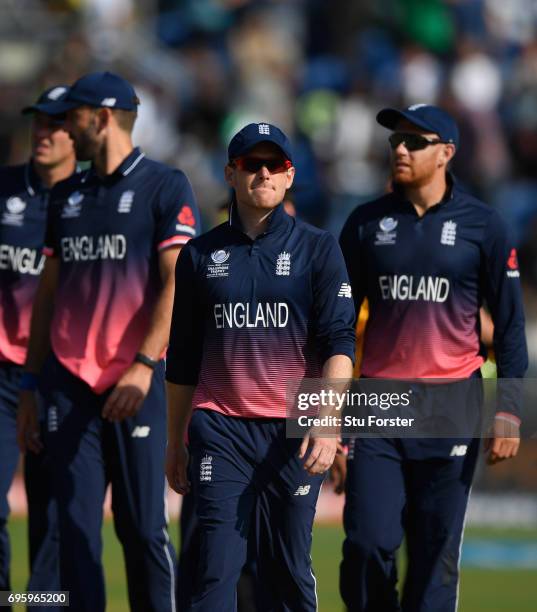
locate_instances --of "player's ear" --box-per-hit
[439,143,455,168]
[96,107,112,131]
[285,166,295,189]
[224,163,235,187]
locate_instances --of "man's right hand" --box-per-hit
[166,442,190,495]
[17,391,43,454]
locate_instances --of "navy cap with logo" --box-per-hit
[41,71,140,114]
[21,85,71,116]
[376,104,459,149]
[228,123,293,163]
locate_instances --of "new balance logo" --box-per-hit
[275,251,291,276]
[131,426,150,438]
[294,485,311,496]
[338,283,352,298]
[450,445,467,457]
[101,97,117,107]
[441,221,457,246]
[258,123,270,135]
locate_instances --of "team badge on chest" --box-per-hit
[118,190,134,213]
[207,249,230,278]
[275,251,291,276]
[2,196,26,226]
[375,217,398,246]
[440,220,457,246]
[61,191,84,219]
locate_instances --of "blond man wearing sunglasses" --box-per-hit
[338,104,527,612]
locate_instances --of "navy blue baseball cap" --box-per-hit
[21,85,70,115]
[41,72,140,114]
[377,104,459,148]
[228,123,293,163]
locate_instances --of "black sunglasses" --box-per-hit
[389,132,447,151]
[233,156,292,174]
[33,113,67,128]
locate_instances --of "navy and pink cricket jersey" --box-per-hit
[44,147,200,393]
[166,203,356,419]
[339,177,527,415]
[0,163,50,365]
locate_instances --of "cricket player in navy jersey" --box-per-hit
[338,105,528,611]
[17,72,201,612]
[166,122,355,611]
[0,85,76,597]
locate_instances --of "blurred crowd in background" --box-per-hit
[1,0,536,372]
[0,0,536,504]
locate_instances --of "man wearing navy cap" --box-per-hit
[18,72,201,611]
[0,85,76,597]
[166,122,355,610]
[338,105,527,611]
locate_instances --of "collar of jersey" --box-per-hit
[229,201,292,238]
[85,147,145,184]
[115,147,145,177]
[393,171,456,212]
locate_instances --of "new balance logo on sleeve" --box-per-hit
[338,283,352,298]
[294,485,311,496]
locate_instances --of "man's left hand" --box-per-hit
[102,362,153,422]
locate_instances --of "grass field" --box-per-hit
[7,519,537,610]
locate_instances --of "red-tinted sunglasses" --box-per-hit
[233,156,292,174]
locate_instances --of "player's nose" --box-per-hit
[258,165,271,178]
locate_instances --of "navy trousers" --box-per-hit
[40,353,176,612]
[177,489,258,612]
[187,408,324,612]
[177,491,198,611]
[340,435,480,612]
[0,361,59,605]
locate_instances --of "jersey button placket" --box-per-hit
[249,240,260,306]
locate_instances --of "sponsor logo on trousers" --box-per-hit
[450,444,467,457]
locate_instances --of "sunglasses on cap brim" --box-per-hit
[389,132,449,151]
[232,156,292,174]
